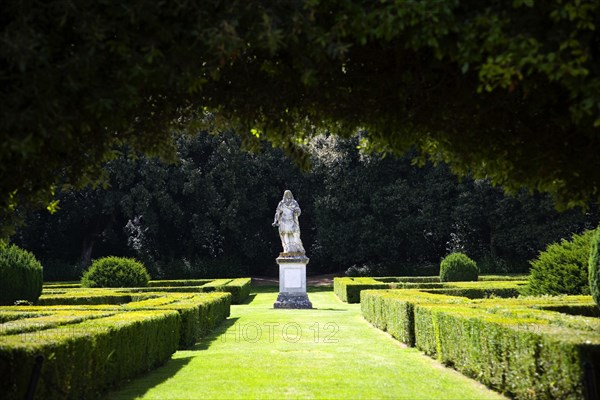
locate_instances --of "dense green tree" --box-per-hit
[310,136,461,274]
[16,132,309,278]
[309,135,598,275]
[450,180,598,271]
[2,0,600,237]
[14,133,599,278]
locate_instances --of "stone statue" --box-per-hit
[272,190,305,254]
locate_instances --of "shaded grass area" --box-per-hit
[109,286,505,399]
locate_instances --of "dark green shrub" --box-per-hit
[0,244,43,305]
[81,256,150,288]
[590,228,600,309]
[527,229,594,296]
[439,253,478,282]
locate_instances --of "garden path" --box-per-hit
[109,287,506,399]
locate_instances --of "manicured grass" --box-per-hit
[109,286,505,399]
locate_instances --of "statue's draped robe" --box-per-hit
[275,199,304,253]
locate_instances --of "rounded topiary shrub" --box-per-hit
[527,229,594,296]
[81,257,150,288]
[440,252,479,282]
[0,243,43,305]
[589,229,600,309]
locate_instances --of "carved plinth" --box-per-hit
[274,254,312,309]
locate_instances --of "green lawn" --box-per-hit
[110,286,505,399]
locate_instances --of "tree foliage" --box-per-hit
[2,0,600,235]
[308,135,598,274]
[14,133,599,279]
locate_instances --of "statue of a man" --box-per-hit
[272,190,305,254]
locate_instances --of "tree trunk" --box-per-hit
[80,213,116,268]
[80,236,95,268]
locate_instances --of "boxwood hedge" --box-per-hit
[362,289,600,399]
[111,278,251,304]
[0,291,232,399]
[335,277,526,303]
[0,310,180,400]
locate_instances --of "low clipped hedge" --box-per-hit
[362,290,600,399]
[415,305,599,399]
[41,278,251,304]
[439,252,478,282]
[0,310,180,400]
[375,276,440,283]
[38,290,133,306]
[335,277,526,303]
[200,278,251,304]
[17,291,232,349]
[0,311,115,336]
[361,290,464,346]
[82,257,150,288]
[122,278,251,304]
[0,244,43,305]
[148,279,213,287]
[0,291,232,398]
[470,295,600,318]
[124,292,231,347]
[334,278,390,303]
[42,282,81,289]
[420,281,526,299]
[478,274,528,281]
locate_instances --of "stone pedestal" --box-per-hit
[273,253,312,309]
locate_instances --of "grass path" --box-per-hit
[110,287,505,399]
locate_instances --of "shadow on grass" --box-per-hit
[240,293,258,304]
[312,307,348,312]
[251,285,278,294]
[110,316,241,399]
[193,317,240,350]
[110,356,194,399]
[307,286,333,293]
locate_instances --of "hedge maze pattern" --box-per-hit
[334,276,527,303]
[360,287,599,400]
[0,278,251,399]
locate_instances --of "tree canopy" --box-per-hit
[2,0,599,235]
[15,132,598,279]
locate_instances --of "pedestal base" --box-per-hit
[273,292,313,309]
[274,254,312,309]
[276,254,309,293]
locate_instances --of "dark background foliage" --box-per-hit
[14,132,598,280]
[2,0,599,237]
